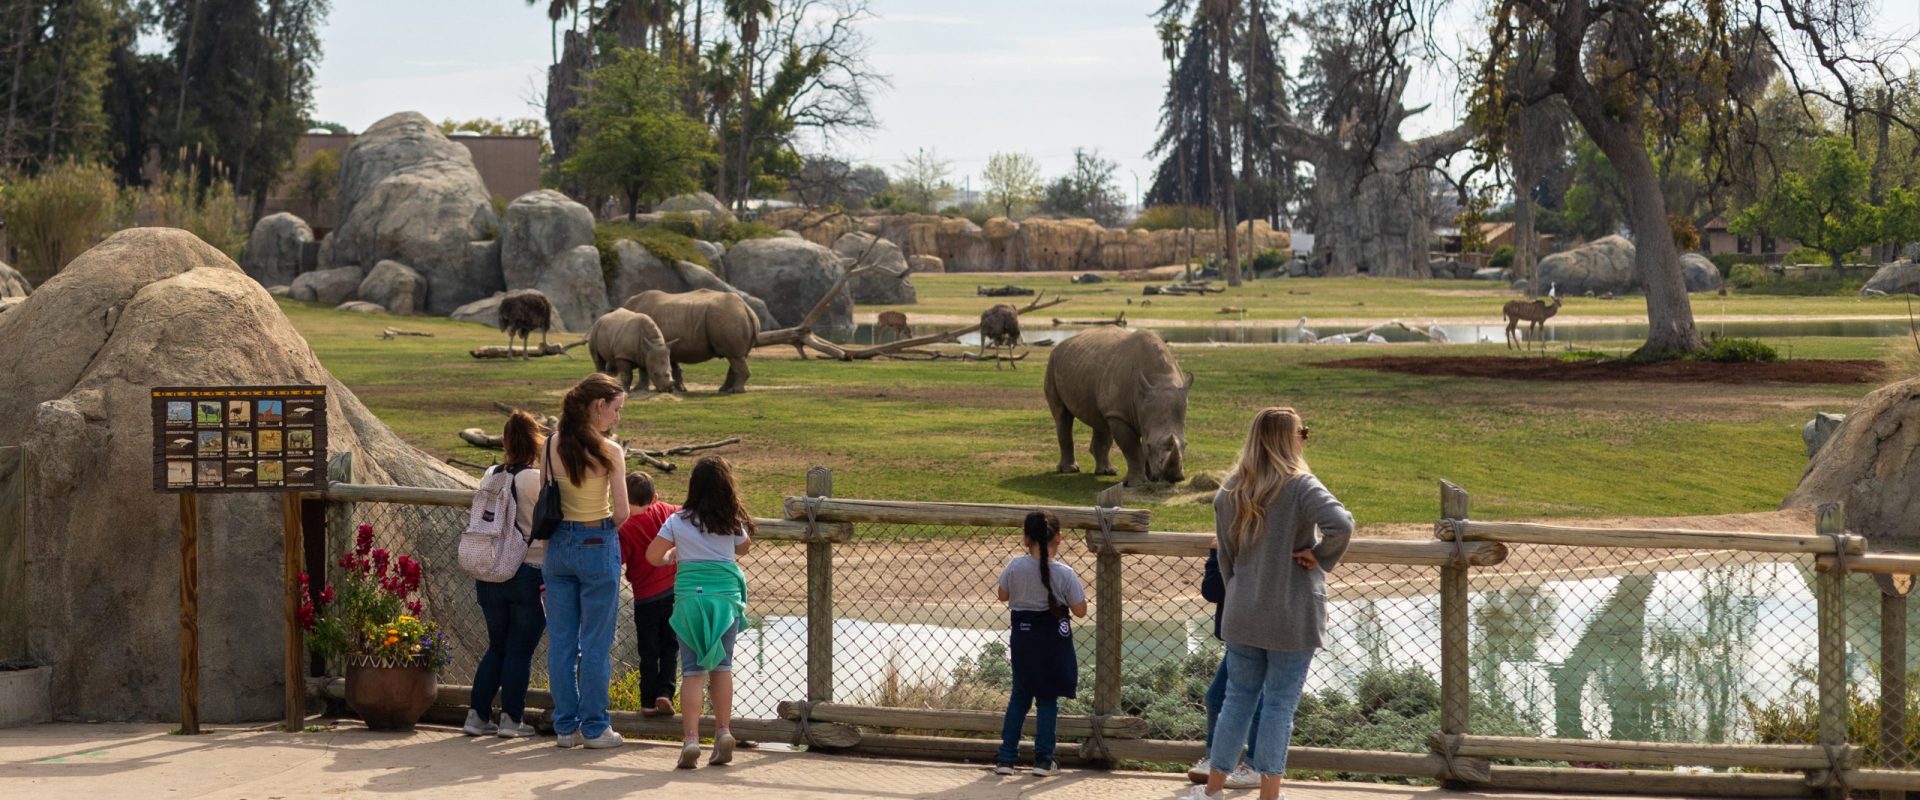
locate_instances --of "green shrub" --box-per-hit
[1707,253,1760,277]
[1727,263,1778,289]
[1251,248,1291,276]
[656,211,700,238]
[0,161,119,283]
[1693,337,1779,363]
[1131,204,1214,232]
[713,220,781,245]
[1558,350,1609,364]
[1748,670,1920,768]
[595,221,709,280]
[1785,246,1829,266]
[120,165,245,259]
[1489,245,1514,270]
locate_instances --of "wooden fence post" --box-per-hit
[1438,481,1472,783]
[1817,502,1849,798]
[1882,580,1909,800]
[805,467,834,705]
[282,493,305,732]
[325,453,354,585]
[178,492,200,735]
[0,447,29,665]
[1093,483,1126,761]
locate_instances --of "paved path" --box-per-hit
[2,722,1713,800]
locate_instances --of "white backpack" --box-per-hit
[459,465,531,582]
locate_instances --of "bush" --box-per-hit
[1748,670,1920,768]
[1708,253,1761,277]
[1693,337,1779,364]
[712,220,781,245]
[595,221,709,280]
[1251,248,1291,276]
[1489,245,1514,270]
[1558,350,1609,364]
[119,165,245,259]
[0,161,119,283]
[1131,204,1214,232]
[1727,263,1778,289]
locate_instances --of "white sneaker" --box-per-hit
[709,732,736,766]
[1032,760,1061,777]
[583,729,625,749]
[1225,763,1262,789]
[1175,787,1222,800]
[677,741,702,769]
[496,716,537,738]
[462,709,497,736]
[1187,757,1212,784]
[993,763,1015,776]
[555,730,582,749]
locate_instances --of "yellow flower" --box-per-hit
[386,628,398,635]
[397,615,416,623]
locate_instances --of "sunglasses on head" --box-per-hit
[1299,426,1311,440]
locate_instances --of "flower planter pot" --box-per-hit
[344,659,436,731]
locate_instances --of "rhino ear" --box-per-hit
[1139,373,1156,393]
[1182,371,1195,394]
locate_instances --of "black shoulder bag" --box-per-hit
[528,436,564,541]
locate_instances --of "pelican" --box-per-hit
[1319,333,1352,345]
[1365,332,1387,343]
[1426,321,1450,343]
[1295,316,1318,344]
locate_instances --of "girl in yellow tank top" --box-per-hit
[541,374,631,749]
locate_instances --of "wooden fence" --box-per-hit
[306,468,1920,797]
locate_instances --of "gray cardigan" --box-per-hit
[1213,474,1354,651]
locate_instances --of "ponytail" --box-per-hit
[1024,511,1066,619]
[558,374,622,486]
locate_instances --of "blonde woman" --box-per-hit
[1184,407,1352,800]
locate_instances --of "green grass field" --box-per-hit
[285,278,1902,532]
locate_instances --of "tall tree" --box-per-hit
[1145,15,1215,209]
[1041,148,1126,227]
[1204,0,1241,284]
[1734,136,1920,272]
[724,0,773,212]
[891,147,951,211]
[0,0,120,172]
[1155,16,1198,278]
[980,151,1041,217]
[564,49,714,220]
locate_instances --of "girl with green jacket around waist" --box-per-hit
[646,456,754,770]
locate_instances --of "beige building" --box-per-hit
[261,132,542,234]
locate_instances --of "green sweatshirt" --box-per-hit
[669,561,748,671]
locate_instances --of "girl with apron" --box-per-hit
[994,511,1090,777]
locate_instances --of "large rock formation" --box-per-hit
[290,265,366,306]
[451,293,505,327]
[1787,379,1920,540]
[357,260,425,314]
[1,259,31,298]
[832,232,916,305]
[324,112,500,314]
[607,241,776,330]
[535,245,610,332]
[657,191,736,226]
[1862,260,1920,296]
[719,237,851,332]
[1680,253,1724,293]
[760,209,1288,273]
[0,228,470,722]
[1536,236,1636,296]
[241,213,313,288]
[500,190,596,290]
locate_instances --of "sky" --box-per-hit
[310,0,1920,206]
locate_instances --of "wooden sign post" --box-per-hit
[153,386,328,735]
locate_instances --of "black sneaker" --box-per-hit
[1033,760,1060,777]
[993,763,1015,776]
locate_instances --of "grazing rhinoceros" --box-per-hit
[587,308,676,393]
[1043,326,1191,486]
[623,289,761,393]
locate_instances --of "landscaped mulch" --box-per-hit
[1315,355,1887,384]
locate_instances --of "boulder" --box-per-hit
[693,239,726,264]
[909,254,945,274]
[1286,257,1311,278]
[241,213,313,287]
[1787,380,1920,540]
[266,285,291,297]
[1903,242,1920,262]
[325,112,500,314]
[0,227,471,722]
[289,265,366,306]
[0,296,23,315]
[357,260,425,314]
[500,189,596,290]
[606,240,776,329]
[832,232,916,305]
[657,191,736,225]
[336,300,389,314]
[1428,259,1469,280]
[1803,412,1846,459]
[1536,235,1636,296]
[1681,253,1723,292]
[720,237,852,332]
[534,245,610,332]
[1473,267,1509,281]
[451,293,504,327]
[0,259,32,298]
[1862,260,1920,296]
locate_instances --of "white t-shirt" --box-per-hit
[998,555,1086,612]
[657,510,749,563]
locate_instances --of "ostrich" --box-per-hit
[499,289,555,359]
[978,304,1021,369]
[1294,316,1318,344]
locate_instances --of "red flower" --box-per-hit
[371,548,390,577]
[336,553,357,571]
[296,601,316,631]
[319,584,335,606]
[405,600,423,616]
[396,556,423,593]
[355,524,374,555]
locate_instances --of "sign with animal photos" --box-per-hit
[152,386,328,493]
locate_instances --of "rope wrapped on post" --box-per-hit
[1827,531,1851,575]
[1436,518,1468,567]
[792,699,815,748]
[804,497,823,543]
[1084,713,1111,762]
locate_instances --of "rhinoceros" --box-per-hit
[1043,326,1191,486]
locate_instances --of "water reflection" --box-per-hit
[833,319,1917,347]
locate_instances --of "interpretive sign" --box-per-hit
[152,386,328,493]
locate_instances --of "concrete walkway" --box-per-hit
[2,722,1706,800]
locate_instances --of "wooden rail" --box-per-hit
[1816,551,1920,575]
[781,496,1150,532]
[1478,765,1815,798]
[1095,738,1489,782]
[315,482,851,542]
[1447,519,1866,555]
[775,701,1148,739]
[1085,529,1509,566]
[1439,734,1846,770]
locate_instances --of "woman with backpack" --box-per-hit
[543,374,631,749]
[464,410,548,738]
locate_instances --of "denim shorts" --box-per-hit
[678,620,740,676]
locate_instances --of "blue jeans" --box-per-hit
[470,564,545,722]
[544,520,620,737]
[1204,652,1262,758]
[1208,644,1313,776]
[996,674,1059,766]
[677,620,739,676]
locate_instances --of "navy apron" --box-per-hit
[1009,609,1078,699]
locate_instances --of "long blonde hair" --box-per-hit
[1224,407,1310,554]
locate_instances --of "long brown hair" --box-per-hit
[502,410,543,467]
[681,456,755,537]
[1223,407,1310,555]
[1024,511,1067,619]
[557,374,622,486]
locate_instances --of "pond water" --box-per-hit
[833,319,1916,348]
[719,558,1911,743]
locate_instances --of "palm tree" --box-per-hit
[1158,16,1196,283]
[1202,0,1241,285]
[701,40,738,203]
[527,0,580,63]
[724,0,774,213]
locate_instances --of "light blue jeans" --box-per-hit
[544,519,620,738]
[1208,644,1313,776]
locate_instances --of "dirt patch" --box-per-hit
[1316,355,1885,385]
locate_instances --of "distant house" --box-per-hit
[1699,216,1799,260]
[1433,221,1551,265]
[260,132,541,234]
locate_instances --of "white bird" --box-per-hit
[1365,332,1387,343]
[1548,281,1558,298]
[1427,321,1450,343]
[1320,333,1352,345]
[1295,316,1318,344]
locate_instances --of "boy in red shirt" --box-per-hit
[618,472,681,717]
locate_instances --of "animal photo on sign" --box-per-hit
[287,429,313,454]
[166,461,192,486]
[285,401,315,423]
[196,401,222,426]
[257,429,283,453]
[166,402,192,424]
[257,460,284,485]
[166,435,194,455]
[226,431,252,456]
[256,400,283,424]
[225,463,256,488]
[195,461,223,487]
[286,461,316,486]
[226,401,250,425]
[195,431,223,456]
